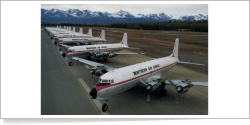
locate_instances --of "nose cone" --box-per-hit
[62,52,66,58]
[89,88,97,99]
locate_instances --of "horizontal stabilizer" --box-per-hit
[178,61,205,66]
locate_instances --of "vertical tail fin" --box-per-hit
[87,28,93,37]
[68,26,71,31]
[59,25,61,29]
[57,25,58,28]
[79,28,83,34]
[170,38,179,58]
[72,27,75,32]
[120,33,128,45]
[99,30,105,40]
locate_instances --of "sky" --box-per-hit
[41,4,208,16]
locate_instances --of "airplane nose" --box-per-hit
[89,88,97,99]
[62,53,65,58]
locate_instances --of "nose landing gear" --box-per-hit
[102,100,108,112]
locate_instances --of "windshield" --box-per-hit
[96,79,114,86]
[96,82,110,86]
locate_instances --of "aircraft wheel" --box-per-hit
[59,48,62,51]
[69,62,73,66]
[102,103,108,112]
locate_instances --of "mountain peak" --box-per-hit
[41,8,208,23]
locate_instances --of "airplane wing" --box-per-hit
[116,52,145,55]
[178,61,205,66]
[71,57,115,76]
[72,57,106,67]
[163,79,208,87]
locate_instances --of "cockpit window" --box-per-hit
[96,79,113,86]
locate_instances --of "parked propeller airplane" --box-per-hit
[55,30,106,49]
[62,33,144,66]
[51,28,93,39]
[45,26,79,37]
[72,38,208,112]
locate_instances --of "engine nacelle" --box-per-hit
[147,81,160,92]
[108,53,117,58]
[94,53,103,58]
[176,81,191,94]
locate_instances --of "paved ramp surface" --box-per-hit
[41,29,208,115]
[41,30,99,115]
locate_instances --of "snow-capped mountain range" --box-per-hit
[41,8,208,24]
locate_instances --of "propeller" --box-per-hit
[176,86,183,100]
[146,85,153,101]
[85,65,94,84]
[139,79,152,102]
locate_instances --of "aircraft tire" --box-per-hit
[102,104,108,112]
[59,48,62,51]
[69,62,73,66]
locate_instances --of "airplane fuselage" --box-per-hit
[91,56,179,100]
[63,44,128,58]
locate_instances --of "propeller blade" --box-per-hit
[147,92,150,102]
[177,92,180,100]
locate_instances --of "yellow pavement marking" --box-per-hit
[78,78,110,115]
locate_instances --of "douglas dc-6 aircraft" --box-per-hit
[45,26,78,37]
[55,30,106,48]
[62,33,143,66]
[73,38,208,112]
[51,28,93,39]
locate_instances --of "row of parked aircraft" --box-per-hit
[44,25,208,112]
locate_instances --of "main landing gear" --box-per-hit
[103,58,109,63]
[102,100,108,112]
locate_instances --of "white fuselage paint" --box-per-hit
[94,56,179,100]
[68,43,128,52]
[58,37,105,42]
[54,33,92,38]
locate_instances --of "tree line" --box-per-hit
[108,20,208,32]
[42,20,208,32]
